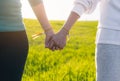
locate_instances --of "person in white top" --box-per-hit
[46,0,120,81]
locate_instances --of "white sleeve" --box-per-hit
[72,0,100,16]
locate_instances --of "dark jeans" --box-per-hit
[0,31,29,81]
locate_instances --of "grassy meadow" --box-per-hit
[22,19,98,81]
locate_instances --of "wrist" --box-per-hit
[44,27,52,32]
[61,27,69,36]
[45,28,54,36]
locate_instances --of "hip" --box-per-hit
[96,28,120,45]
[0,31,29,49]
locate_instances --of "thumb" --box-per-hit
[45,35,53,48]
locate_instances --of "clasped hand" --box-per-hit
[45,28,68,51]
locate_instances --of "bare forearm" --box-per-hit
[62,12,80,33]
[31,3,52,32]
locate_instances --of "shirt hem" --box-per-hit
[95,41,120,46]
[98,25,120,31]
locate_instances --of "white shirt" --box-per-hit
[72,0,120,45]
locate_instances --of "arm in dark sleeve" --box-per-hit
[28,0,43,6]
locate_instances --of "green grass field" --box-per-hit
[22,19,98,81]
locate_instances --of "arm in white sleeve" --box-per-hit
[72,0,100,16]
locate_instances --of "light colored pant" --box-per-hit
[96,44,120,81]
